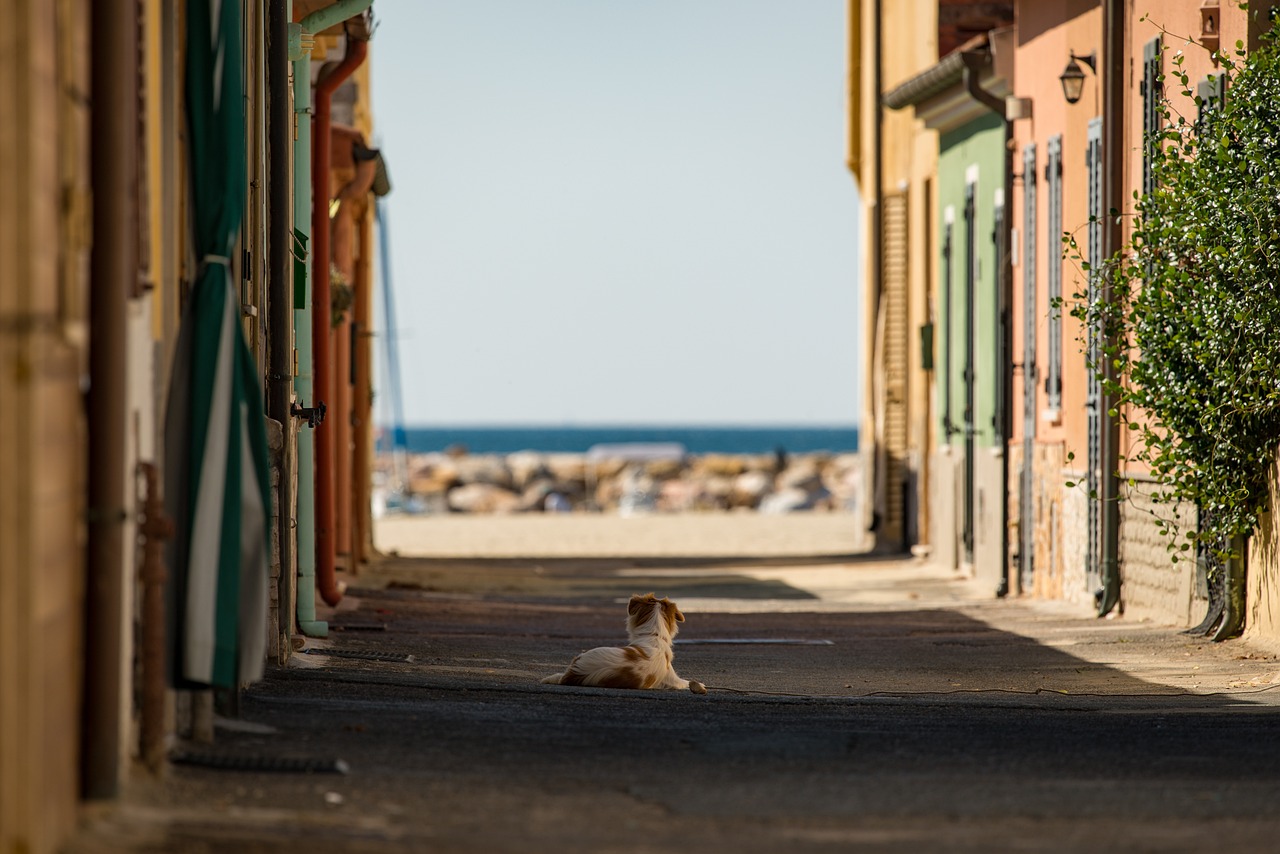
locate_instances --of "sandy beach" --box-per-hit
[373,511,870,559]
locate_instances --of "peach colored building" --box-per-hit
[1007,0,1280,642]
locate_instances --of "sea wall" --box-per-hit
[376,450,865,517]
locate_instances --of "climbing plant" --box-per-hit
[1068,25,1280,563]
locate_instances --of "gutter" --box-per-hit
[883,52,965,111]
[1095,0,1124,617]
[268,0,295,651]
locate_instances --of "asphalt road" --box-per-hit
[75,554,1280,853]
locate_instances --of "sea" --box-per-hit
[382,425,859,456]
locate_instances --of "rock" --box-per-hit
[515,479,553,513]
[545,454,587,485]
[658,479,699,513]
[452,455,514,489]
[644,458,685,481]
[777,460,823,493]
[759,485,831,514]
[728,470,773,509]
[506,451,551,491]
[822,453,864,512]
[447,483,521,514]
[692,454,746,477]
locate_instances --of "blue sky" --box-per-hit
[371,0,860,426]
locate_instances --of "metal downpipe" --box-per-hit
[1211,535,1247,641]
[312,33,368,608]
[291,27,326,638]
[1096,0,1124,617]
[84,0,137,800]
[352,186,376,567]
[268,0,296,653]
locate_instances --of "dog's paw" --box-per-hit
[688,680,707,695]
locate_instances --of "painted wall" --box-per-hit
[1009,0,1100,605]
[849,0,939,549]
[937,112,1004,452]
[0,3,91,851]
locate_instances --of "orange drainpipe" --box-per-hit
[312,35,367,606]
[353,205,375,567]
[331,132,376,569]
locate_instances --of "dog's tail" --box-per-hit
[540,673,564,685]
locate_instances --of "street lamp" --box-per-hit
[1060,50,1097,104]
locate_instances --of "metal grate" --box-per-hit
[302,647,415,663]
[171,750,349,774]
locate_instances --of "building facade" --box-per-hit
[857,0,1280,646]
[0,2,385,851]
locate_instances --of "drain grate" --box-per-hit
[676,638,833,646]
[303,647,415,663]
[171,750,349,774]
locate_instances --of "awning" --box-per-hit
[165,0,272,689]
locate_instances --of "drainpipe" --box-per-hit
[1212,535,1246,640]
[84,0,137,800]
[290,20,326,637]
[869,0,886,542]
[269,0,296,653]
[353,206,374,567]
[301,0,373,37]
[312,31,368,607]
[137,463,172,772]
[960,46,1014,598]
[1095,0,1124,617]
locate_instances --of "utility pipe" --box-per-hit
[330,136,377,567]
[869,0,886,543]
[1212,535,1246,640]
[960,46,1014,598]
[83,0,137,800]
[353,206,375,567]
[137,462,172,772]
[1096,0,1124,617]
[291,22,326,637]
[334,290,352,562]
[312,34,368,607]
[268,0,296,653]
[300,0,372,38]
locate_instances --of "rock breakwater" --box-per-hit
[376,449,865,516]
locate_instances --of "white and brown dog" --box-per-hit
[542,593,707,694]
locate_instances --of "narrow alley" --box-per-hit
[73,551,1280,853]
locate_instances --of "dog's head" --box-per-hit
[628,592,685,637]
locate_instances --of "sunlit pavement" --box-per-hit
[73,551,1280,853]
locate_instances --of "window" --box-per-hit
[1044,135,1063,412]
[1141,36,1163,199]
[1022,143,1037,431]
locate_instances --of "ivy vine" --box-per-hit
[1068,22,1280,563]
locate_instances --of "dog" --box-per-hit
[541,593,707,694]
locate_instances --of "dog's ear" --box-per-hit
[661,597,685,622]
[628,594,648,616]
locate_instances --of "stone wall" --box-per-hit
[1247,451,1280,647]
[1030,443,1067,600]
[1118,479,1199,626]
[1059,463,1092,607]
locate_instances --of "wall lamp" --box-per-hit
[1060,50,1096,104]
